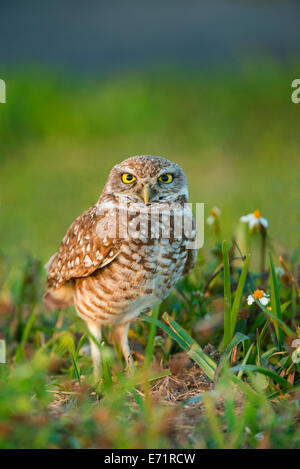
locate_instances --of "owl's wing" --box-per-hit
[182,213,198,276]
[183,247,198,276]
[45,204,121,290]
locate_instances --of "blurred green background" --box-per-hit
[0,1,300,267]
[0,62,299,266]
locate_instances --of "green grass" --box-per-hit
[0,229,299,448]
[0,61,300,448]
[0,61,300,265]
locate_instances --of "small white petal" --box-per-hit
[260,217,268,228]
[206,216,214,225]
[240,214,252,223]
[247,295,255,305]
[249,217,259,229]
[260,297,270,306]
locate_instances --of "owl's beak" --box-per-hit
[143,184,155,205]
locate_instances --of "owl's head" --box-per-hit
[103,155,189,205]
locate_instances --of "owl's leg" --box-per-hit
[87,321,102,380]
[113,322,135,373]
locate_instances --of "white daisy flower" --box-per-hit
[240,209,268,230]
[206,207,221,225]
[247,289,270,306]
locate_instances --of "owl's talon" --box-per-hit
[125,355,136,375]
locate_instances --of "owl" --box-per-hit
[44,155,198,378]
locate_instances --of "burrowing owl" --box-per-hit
[44,155,197,377]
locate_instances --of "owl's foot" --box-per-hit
[113,322,136,374]
[125,353,136,375]
[87,321,102,381]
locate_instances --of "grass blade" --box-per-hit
[15,307,37,363]
[230,254,250,337]
[188,344,216,381]
[237,343,254,378]
[145,304,160,366]
[141,313,189,352]
[254,298,294,337]
[222,240,232,348]
[162,313,217,371]
[142,312,217,380]
[75,333,87,359]
[70,350,81,384]
[230,364,290,390]
[223,332,249,358]
[269,251,283,348]
[202,393,225,449]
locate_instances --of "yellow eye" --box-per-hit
[158,174,173,184]
[122,173,136,184]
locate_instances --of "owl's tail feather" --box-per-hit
[43,283,74,311]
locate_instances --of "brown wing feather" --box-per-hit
[182,214,198,276]
[182,248,198,276]
[45,204,120,290]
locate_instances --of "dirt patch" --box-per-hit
[151,351,213,404]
